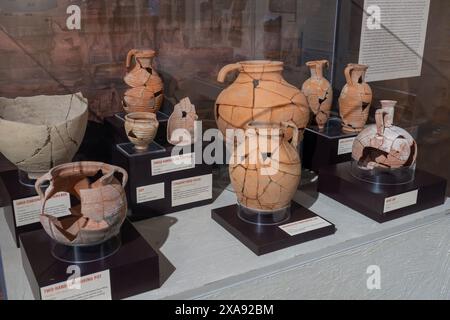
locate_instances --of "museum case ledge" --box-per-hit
[1,187,449,300]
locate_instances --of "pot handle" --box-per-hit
[34,172,54,216]
[344,64,354,86]
[281,121,299,148]
[126,49,139,68]
[217,63,241,83]
[375,108,385,136]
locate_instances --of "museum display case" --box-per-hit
[0,0,449,300]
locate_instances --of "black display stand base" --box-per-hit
[318,162,447,223]
[212,202,336,256]
[1,170,40,248]
[20,219,160,300]
[302,117,358,172]
[113,142,213,221]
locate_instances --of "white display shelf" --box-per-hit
[0,188,449,300]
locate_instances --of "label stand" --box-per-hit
[20,219,161,300]
[302,117,358,173]
[212,202,336,256]
[318,162,447,223]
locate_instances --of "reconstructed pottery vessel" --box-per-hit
[215,60,309,141]
[167,97,199,146]
[35,162,128,246]
[123,87,158,113]
[352,100,417,170]
[301,60,333,130]
[123,49,164,113]
[0,93,88,179]
[339,64,372,133]
[229,121,301,212]
[124,112,159,151]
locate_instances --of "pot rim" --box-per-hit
[125,111,158,123]
[0,93,88,128]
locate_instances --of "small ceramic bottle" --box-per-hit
[339,63,372,133]
[301,60,333,130]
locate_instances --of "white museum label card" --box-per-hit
[151,153,195,176]
[40,270,112,300]
[136,182,165,204]
[337,137,356,155]
[13,192,71,227]
[172,174,212,207]
[358,0,430,82]
[384,189,418,213]
[279,216,332,236]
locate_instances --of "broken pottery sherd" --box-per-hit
[167,97,198,146]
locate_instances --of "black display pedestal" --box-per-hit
[113,142,213,221]
[212,202,336,256]
[1,170,41,248]
[302,118,358,172]
[318,162,447,223]
[20,219,160,300]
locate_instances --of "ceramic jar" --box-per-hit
[339,64,372,133]
[124,112,159,151]
[215,60,309,140]
[301,60,333,130]
[167,97,199,146]
[229,121,301,212]
[0,93,88,179]
[352,100,417,170]
[35,162,128,246]
[123,49,164,113]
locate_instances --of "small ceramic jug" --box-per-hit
[339,63,372,133]
[124,49,164,111]
[301,60,333,130]
[124,112,159,152]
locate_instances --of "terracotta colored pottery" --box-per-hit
[229,121,301,212]
[301,60,333,130]
[0,93,88,179]
[215,60,309,141]
[167,97,199,146]
[352,100,417,170]
[123,49,164,113]
[339,64,372,133]
[124,112,159,151]
[35,162,128,246]
[123,87,158,113]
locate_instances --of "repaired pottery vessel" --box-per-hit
[123,49,164,112]
[0,93,88,179]
[229,121,301,212]
[339,64,372,133]
[352,100,417,170]
[167,97,199,146]
[125,112,159,151]
[35,162,128,246]
[301,60,333,130]
[215,60,309,141]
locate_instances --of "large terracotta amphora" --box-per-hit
[215,60,309,140]
[124,49,164,112]
[301,60,333,130]
[339,63,372,133]
[229,121,301,214]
